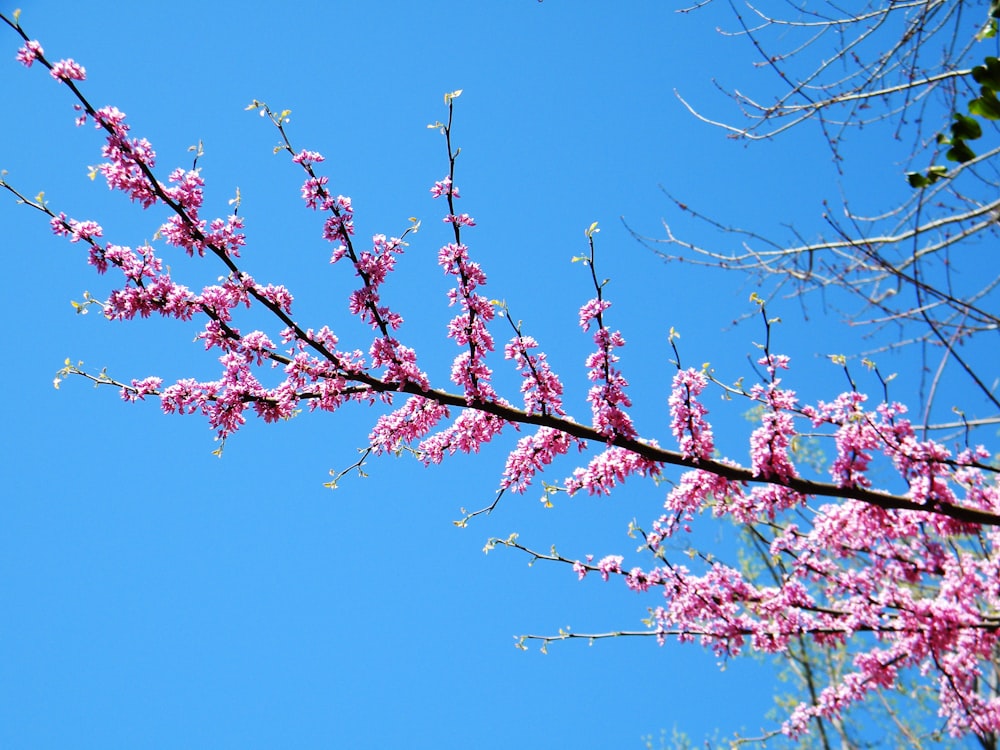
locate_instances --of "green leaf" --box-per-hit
[972,57,1000,88]
[946,139,977,163]
[969,89,1000,120]
[951,113,983,141]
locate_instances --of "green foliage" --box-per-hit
[906,165,947,189]
[939,113,982,164]
[970,57,1000,119]
[907,56,1000,187]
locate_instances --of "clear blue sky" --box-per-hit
[0,2,986,748]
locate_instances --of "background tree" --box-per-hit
[642,2,1000,746]
[633,2,1000,746]
[1,3,997,749]
[645,0,1000,434]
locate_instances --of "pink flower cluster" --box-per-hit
[501,427,579,494]
[564,446,662,496]
[49,212,199,321]
[89,106,160,208]
[288,148,428,392]
[430,176,459,199]
[15,40,42,67]
[369,396,450,455]
[439,240,496,401]
[579,297,635,439]
[292,149,324,166]
[504,335,564,416]
[748,354,798,481]
[16,39,86,81]
[50,58,85,81]
[572,363,1000,737]
[668,368,714,460]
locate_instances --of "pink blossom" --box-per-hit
[239,330,276,365]
[749,409,797,481]
[669,368,714,460]
[254,283,294,314]
[160,378,218,417]
[418,408,509,464]
[578,297,611,331]
[663,469,740,523]
[370,336,429,389]
[49,58,86,81]
[300,176,329,209]
[564,446,661,496]
[15,40,42,67]
[206,215,246,258]
[292,149,325,166]
[369,396,450,454]
[596,555,624,581]
[443,213,476,227]
[163,168,204,213]
[430,176,459,199]
[504,335,565,416]
[438,241,497,401]
[758,353,790,376]
[122,376,163,402]
[322,205,354,243]
[252,382,299,423]
[67,219,103,243]
[501,427,578,493]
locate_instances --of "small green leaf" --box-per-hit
[946,139,977,163]
[972,57,1000,88]
[969,89,1000,120]
[906,165,947,188]
[950,113,983,141]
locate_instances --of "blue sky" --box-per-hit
[0,2,991,749]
